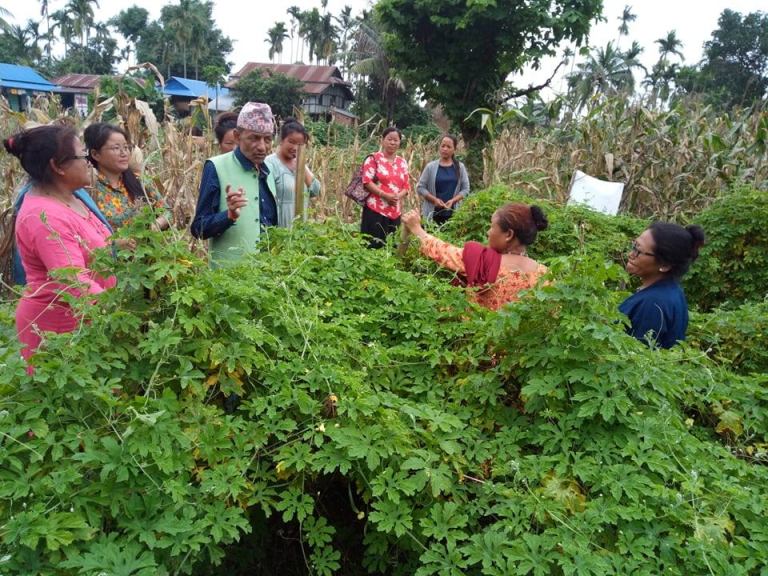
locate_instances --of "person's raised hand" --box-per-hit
[225,185,248,220]
[402,210,423,234]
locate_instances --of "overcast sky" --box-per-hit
[5,0,766,87]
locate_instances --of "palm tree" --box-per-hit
[0,6,12,33]
[66,0,99,48]
[318,13,337,65]
[165,0,207,78]
[334,5,354,75]
[655,30,684,64]
[348,17,404,123]
[567,41,642,110]
[5,24,40,65]
[266,22,289,63]
[39,0,52,62]
[287,6,301,63]
[644,31,684,106]
[616,5,636,46]
[299,8,322,64]
[51,9,76,57]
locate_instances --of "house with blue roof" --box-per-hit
[162,76,232,117]
[0,63,58,112]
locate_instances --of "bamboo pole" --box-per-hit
[293,107,306,221]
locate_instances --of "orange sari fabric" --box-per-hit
[421,235,547,310]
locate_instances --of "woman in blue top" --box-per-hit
[417,135,470,226]
[619,222,705,348]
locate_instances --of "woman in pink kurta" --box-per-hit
[3,125,115,361]
[402,203,549,311]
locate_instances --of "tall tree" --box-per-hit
[135,0,232,80]
[685,9,768,108]
[51,9,76,57]
[300,8,322,64]
[66,0,99,49]
[318,12,338,65]
[0,6,12,33]
[334,5,354,76]
[163,0,207,78]
[656,30,684,64]
[110,6,149,65]
[0,22,42,66]
[643,30,684,106]
[567,41,643,110]
[348,16,404,124]
[266,22,289,63]
[287,6,301,63]
[39,0,52,62]
[616,5,636,46]
[54,33,117,75]
[377,0,602,178]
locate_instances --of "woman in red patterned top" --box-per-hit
[402,203,549,310]
[360,127,410,248]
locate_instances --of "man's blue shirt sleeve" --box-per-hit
[191,160,234,239]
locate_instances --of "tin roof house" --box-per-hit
[0,63,58,112]
[52,73,104,115]
[227,63,356,125]
[162,76,232,116]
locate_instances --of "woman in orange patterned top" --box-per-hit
[402,203,549,310]
[84,122,169,233]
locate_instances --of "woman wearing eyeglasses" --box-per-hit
[84,123,169,232]
[3,125,116,362]
[620,222,706,348]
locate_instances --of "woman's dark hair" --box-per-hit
[280,117,310,142]
[649,221,706,279]
[3,125,77,185]
[382,126,402,140]
[83,122,145,203]
[440,134,460,179]
[495,203,549,246]
[214,112,238,143]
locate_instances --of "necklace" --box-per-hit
[506,248,527,256]
[50,193,88,217]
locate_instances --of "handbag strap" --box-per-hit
[365,153,378,182]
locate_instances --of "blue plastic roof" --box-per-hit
[0,63,57,92]
[163,76,229,99]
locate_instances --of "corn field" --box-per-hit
[485,98,768,218]
[1,93,766,234]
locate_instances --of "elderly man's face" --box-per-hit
[235,128,272,166]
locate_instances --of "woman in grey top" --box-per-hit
[417,135,470,225]
[264,117,321,227]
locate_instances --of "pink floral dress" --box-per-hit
[362,152,410,219]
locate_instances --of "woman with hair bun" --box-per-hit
[2,125,116,361]
[263,117,321,227]
[402,203,549,310]
[620,222,705,348]
[84,122,168,231]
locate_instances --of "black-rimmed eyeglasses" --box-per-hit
[629,241,655,258]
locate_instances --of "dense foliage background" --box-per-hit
[1,185,766,575]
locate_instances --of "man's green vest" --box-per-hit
[208,151,277,266]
